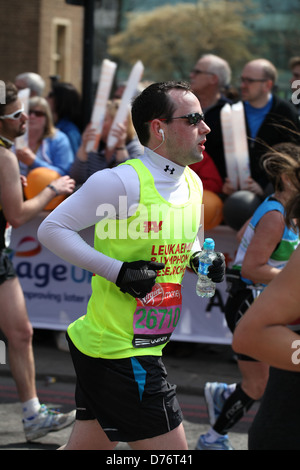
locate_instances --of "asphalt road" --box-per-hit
[0,374,255,451]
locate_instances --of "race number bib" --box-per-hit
[132,283,182,348]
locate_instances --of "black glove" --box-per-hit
[116,260,165,298]
[207,252,225,283]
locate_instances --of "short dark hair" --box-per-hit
[0,82,18,117]
[131,81,192,146]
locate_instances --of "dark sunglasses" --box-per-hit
[29,110,46,117]
[160,112,205,126]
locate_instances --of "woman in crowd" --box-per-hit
[70,99,143,185]
[16,96,74,176]
[47,82,82,157]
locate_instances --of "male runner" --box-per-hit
[38,81,225,450]
[0,82,76,441]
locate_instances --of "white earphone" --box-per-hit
[159,129,165,141]
[153,129,165,151]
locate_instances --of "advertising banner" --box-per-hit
[10,216,237,344]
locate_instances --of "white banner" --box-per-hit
[221,101,250,190]
[86,59,117,152]
[107,60,144,150]
[220,103,238,190]
[231,101,251,189]
[10,216,236,344]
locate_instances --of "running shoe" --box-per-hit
[23,404,76,441]
[196,433,234,450]
[204,382,229,426]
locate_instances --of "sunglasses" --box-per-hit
[0,106,25,121]
[240,76,268,84]
[29,110,46,117]
[160,112,205,126]
[191,69,214,76]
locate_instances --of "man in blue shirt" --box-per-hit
[240,58,300,195]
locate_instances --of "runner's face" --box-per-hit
[0,99,28,140]
[163,89,211,166]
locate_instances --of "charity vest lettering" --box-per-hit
[67,159,202,359]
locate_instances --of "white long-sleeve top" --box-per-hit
[37,148,202,283]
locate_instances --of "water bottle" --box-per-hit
[196,238,216,298]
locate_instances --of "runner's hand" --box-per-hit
[116,260,165,298]
[207,253,225,283]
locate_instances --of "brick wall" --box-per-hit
[0,0,83,94]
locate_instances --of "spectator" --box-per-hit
[226,58,300,197]
[47,82,82,156]
[70,99,143,185]
[190,54,232,181]
[16,96,74,176]
[189,151,223,194]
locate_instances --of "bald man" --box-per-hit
[190,54,232,181]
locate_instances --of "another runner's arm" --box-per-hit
[0,148,74,228]
[233,245,300,371]
[241,211,285,285]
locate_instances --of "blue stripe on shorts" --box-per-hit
[130,357,147,401]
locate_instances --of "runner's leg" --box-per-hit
[0,277,36,402]
[62,419,119,450]
[129,423,188,450]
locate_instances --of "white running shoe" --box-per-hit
[204,382,229,426]
[23,405,76,441]
[196,433,234,450]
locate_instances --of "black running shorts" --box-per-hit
[0,251,16,285]
[67,334,183,442]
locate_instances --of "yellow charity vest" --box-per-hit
[67,159,202,359]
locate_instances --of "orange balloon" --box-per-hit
[202,190,224,230]
[24,167,65,211]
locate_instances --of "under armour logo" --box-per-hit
[164,165,175,174]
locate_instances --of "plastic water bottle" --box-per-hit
[196,238,216,298]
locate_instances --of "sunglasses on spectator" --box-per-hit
[0,106,25,120]
[29,110,46,117]
[159,112,205,126]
